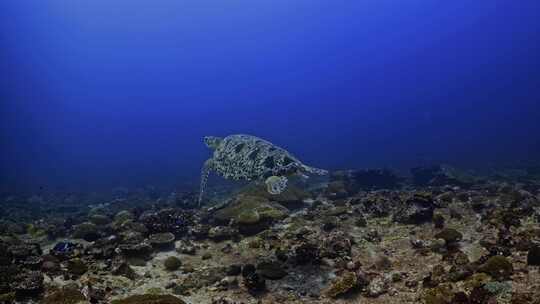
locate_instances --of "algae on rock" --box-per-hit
[163,256,182,271]
[42,288,86,304]
[324,271,358,298]
[111,294,186,304]
[214,195,288,226]
[478,256,513,280]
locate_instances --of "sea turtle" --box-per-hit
[199,134,328,204]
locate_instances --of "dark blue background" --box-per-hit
[2,1,540,192]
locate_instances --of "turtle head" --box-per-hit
[204,136,223,150]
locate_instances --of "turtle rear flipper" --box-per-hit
[302,164,328,176]
[265,176,288,195]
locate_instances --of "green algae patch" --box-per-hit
[434,228,463,244]
[26,224,46,238]
[322,206,349,216]
[67,258,88,276]
[324,271,358,298]
[145,288,164,295]
[463,273,491,290]
[478,255,513,280]
[240,183,310,207]
[237,209,261,225]
[214,195,287,225]
[423,284,454,304]
[111,294,186,304]
[0,293,15,303]
[43,288,85,304]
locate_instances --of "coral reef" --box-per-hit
[0,164,539,303]
[111,294,186,304]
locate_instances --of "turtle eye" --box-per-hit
[283,157,294,166]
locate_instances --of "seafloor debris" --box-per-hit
[0,165,539,303]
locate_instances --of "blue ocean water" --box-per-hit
[1,0,540,192]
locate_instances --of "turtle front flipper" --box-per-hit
[265,176,288,195]
[301,164,328,176]
[199,159,214,205]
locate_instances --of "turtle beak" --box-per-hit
[204,136,219,149]
[204,136,213,148]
